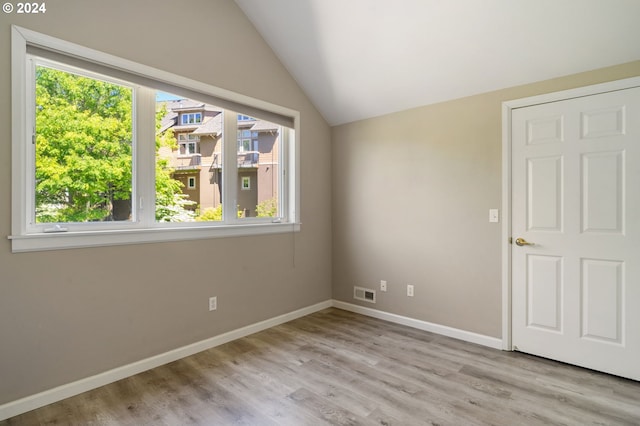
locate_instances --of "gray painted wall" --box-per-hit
[332,61,640,338]
[0,0,332,404]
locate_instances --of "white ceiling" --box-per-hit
[234,0,640,126]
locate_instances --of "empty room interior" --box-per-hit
[1,0,639,424]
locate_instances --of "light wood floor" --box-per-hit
[3,308,640,425]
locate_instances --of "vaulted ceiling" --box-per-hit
[234,0,640,126]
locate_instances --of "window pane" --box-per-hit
[236,115,281,219]
[35,65,133,223]
[155,94,223,222]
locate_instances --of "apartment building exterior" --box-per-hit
[157,100,280,218]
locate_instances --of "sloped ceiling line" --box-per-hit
[235,0,640,126]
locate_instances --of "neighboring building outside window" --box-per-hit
[161,102,279,218]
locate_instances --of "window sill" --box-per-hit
[9,222,301,253]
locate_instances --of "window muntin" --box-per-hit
[11,27,299,252]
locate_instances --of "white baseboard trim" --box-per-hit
[0,299,503,421]
[0,300,333,421]
[332,300,503,350]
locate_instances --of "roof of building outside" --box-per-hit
[191,115,223,136]
[158,99,280,137]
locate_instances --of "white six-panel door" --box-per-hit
[511,86,640,380]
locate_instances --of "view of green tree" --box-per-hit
[35,66,133,222]
[196,205,246,221]
[196,206,223,222]
[35,66,194,223]
[255,197,278,217]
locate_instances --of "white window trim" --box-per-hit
[10,26,300,253]
[241,176,251,190]
[178,141,199,156]
[187,177,197,189]
[181,112,202,125]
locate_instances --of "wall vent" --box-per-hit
[353,286,376,303]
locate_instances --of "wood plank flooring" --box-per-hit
[2,308,639,425]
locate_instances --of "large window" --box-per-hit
[10,26,299,252]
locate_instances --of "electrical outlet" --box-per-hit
[209,296,217,311]
[407,284,414,297]
[380,280,387,292]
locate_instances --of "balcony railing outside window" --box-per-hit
[211,152,259,169]
[174,154,202,171]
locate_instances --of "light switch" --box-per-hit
[489,209,499,223]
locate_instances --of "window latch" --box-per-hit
[44,224,68,233]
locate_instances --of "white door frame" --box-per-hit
[500,76,640,351]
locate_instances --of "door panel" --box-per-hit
[527,156,563,231]
[581,106,625,139]
[581,259,623,344]
[527,115,564,144]
[511,86,640,380]
[582,151,624,233]
[527,255,563,332]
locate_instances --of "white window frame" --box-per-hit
[237,129,252,153]
[241,176,251,190]
[181,112,202,125]
[179,141,199,156]
[178,134,200,156]
[10,26,300,253]
[178,134,200,142]
[187,176,197,189]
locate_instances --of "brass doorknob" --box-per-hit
[515,238,534,246]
